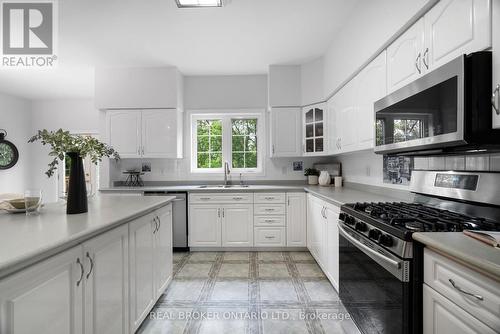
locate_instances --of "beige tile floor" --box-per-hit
[138,251,360,334]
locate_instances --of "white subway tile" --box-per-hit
[428,157,445,170]
[465,155,490,171]
[445,156,465,171]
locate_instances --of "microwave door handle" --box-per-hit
[338,224,401,270]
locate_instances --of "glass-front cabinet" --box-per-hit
[303,103,327,155]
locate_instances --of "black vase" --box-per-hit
[66,152,88,214]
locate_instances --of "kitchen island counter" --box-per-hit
[0,194,174,279]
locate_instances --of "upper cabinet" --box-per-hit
[328,52,386,154]
[387,0,491,94]
[270,107,302,157]
[268,65,301,107]
[387,19,425,93]
[303,103,327,156]
[95,67,184,110]
[106,109,183,159]
[493,0,500,129]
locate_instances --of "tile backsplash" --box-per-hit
[416,153,500,172]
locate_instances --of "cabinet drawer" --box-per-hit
[254,227,286,247]
[254,204,286,215]
[254,216,285,227]
[189,193,253,204]
[423,248,500,332]
[254,193,286,204]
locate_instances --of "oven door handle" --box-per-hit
[338,225,401,270]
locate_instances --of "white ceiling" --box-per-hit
[0,0,359,100]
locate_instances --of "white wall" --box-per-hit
[30,99,99,202]
[0,93,32,194]
[301,57,324,106]
[323,0,432,97]
[184,75,268,110]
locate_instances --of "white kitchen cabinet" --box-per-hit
[423,285,497,334]
[221,204,254,247]
[154,204,173,298]
[303,102,327,155]
[0,247,83,334]
[387,0,491,94]
[254,227,286,247]
[354,51,387,150]
[325,203,340,292]
[328,79,356,154]
[188,204,222,247]
[129,214,155,332]
[106,109,183,159]
[107,110,142,158]
[387,19,425,93]
[268,65,301,107]
[83,225,129,334]
[142,110,183,158]
[424,0,491,71]
[307,194,327,267]
[286,193,306,247]
[95,67,183,110]
[493,0,500,129]
[270,107,302,157]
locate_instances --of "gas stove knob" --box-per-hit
[378,234,393,247]
[355,221,367,232]
[345,216,355,226]
[368,229,381,240]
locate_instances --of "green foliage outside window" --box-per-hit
[231,119,257,169]
[197,120,223,168]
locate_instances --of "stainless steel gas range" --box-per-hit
[338,170,500,334]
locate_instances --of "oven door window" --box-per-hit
[339,234,411,334]
[376,76,458,147]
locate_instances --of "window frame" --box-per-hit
[190,111,264,174]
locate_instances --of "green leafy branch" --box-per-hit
[29,129,120,177]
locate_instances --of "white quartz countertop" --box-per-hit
[100,184,408,206]
[0,195,174,279]
[413,232,500,280]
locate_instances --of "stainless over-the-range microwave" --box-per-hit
[374,51,500,155]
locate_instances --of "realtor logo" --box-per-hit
[1,0,57,67]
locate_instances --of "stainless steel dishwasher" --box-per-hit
[143,191,188,251]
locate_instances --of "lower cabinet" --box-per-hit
[83,225,129,334]
[306,194,340,291]
[222,205,254,247]
[0,246,84,334]
[254,227,286,247]
[0,203,173,334]
[188,204,222,247]
[286,193,307,247]
[129,205,173,333]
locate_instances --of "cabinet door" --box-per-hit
[336,80,357,153]
[107,110,141,158]
[355,51,387,150]
[83,225,129,334]
[0,246,83,334]
[222,204,254,247]
[307,195,326,265]
[188,204,221,247]
[424,0,491,71]
[325,204,340,292]
[303,103,327,155]
[286,193,306,247]
[387,18,425,93]
[423,285,497,334]
[270,107,302,157]
[129,214,155,332]
[142,109,182,158]
[154,204,173,297]
[492,0,500,129]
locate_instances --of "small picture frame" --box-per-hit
[293,161,303,171]
[142,162,152,173]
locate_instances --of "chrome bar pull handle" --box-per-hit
[415,53,421,74]
[423,48,429,69]
[76,258,84,286]
[86,252,94,279]
[448,279,484,301]
[492,84,500,115]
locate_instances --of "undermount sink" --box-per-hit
[197,185,250,189]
